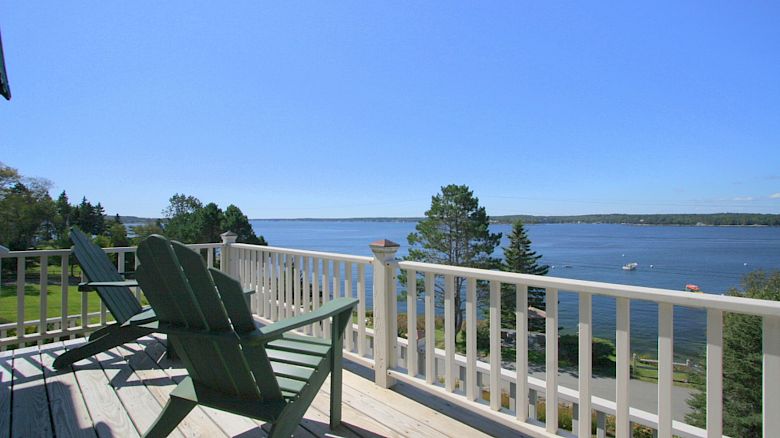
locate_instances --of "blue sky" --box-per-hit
[2,2,779,218]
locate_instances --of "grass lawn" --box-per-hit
[0,283,109,325]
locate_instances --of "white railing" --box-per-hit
[0,242,222,350]
[3,235,780,437]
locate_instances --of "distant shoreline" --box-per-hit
[118,213,780,227]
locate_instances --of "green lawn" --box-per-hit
[0,283,109,325]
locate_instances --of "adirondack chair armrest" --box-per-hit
[246,297,358,344]
[78,279,139,292]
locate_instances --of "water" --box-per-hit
[250,220,780,358]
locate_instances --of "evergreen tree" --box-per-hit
[686,270,780,436]
[223,204,267,245]
[406,184,502,335]
[500,220,549,328]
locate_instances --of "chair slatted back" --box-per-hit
[136,235,269,400]
[70,228,142,324]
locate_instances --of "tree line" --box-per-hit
[0,162,265,251]
[494,213,780,226]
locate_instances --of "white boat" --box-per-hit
[622,262,638,271]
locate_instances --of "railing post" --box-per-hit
[220,231,238,276]
[370,239,400,389]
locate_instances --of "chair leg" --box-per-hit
[330,314,345,429]
[143,396,195,438]
[53,326,150,370]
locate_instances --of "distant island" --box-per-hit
[116,213,780,227]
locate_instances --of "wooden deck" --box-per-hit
[0,335,517,437]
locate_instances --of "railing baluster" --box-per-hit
[578,292,592,437]
[293,255,301,318]
[516,284,528,421]
[466,277,477,400]
[616,297,631,437]
[357,264,366,356]
[134,252,141,301]
[285,254,293,319]
[546,287,558,433]
[322,259,331,337]
[17,257,25,344]
[207,246,214,268]
[424,272,435,385]
[445,274,456,392]
[313,257,322,337]
[706,309,723,437]
[658,303,673,437]
[270,253,279,321]
[81,269,88,331]
[303,256,311,334]
[39,255,48,342]
[262,252,269,318]
[489,280,501,409]
[763,316,780,436]
[407,269,418,376]
[344,262,353,352]
[61,255,69,337]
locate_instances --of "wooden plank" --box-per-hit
[271,253,279,321]
[658,302,673,437]
[294,255,302,318]
[515,284,528,421]
[340,371,491,438]
[0,347,14,436]
[489,280,500,410]
[94,346,183,438]
[303,256,311,335]
[466,277,477,401]
[706,308,723,438]
[69,346,139,437]
[615,297,631,438]
[545,287,558,434]
[305,380,399,438]
[11,345,54,437]
[578,292,592,437]
[424,272,435,385]
[118,339,227,437]
[38,343,96,438]
[312,257,322,337]
[763,316,780,437]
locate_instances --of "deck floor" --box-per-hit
[0,335,506,438]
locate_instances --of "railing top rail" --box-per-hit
[396,260,780,318]
[0,242,222,258]
[231,243,373,264]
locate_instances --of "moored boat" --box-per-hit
[622,262,638,271]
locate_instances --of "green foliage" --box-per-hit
[500,220,549,330]
[405,184,502,335]
[161,193,267,245]
[686,270,780,436]
[558,334,615,370]
[0,162,56,250]
[106,221,129,247]
[130,221,164,244]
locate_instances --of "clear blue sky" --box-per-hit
[2,2,779,218]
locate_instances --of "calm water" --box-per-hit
[250,220,780,358]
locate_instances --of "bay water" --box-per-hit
[250,220,780,359]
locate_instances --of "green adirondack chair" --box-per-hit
[134,235,358,438]
[53,227,157,369]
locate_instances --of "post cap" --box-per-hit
[0,245,9,255]
[220,231,238,244]
[369,239,400,248]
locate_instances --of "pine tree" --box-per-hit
[406,184,502,335]
[500,220,548,328]
[686,270,780,436]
